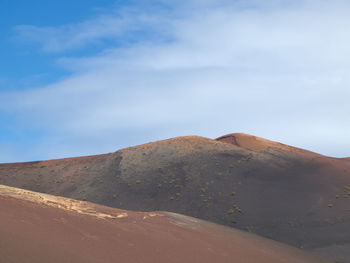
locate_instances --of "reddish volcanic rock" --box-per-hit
[216,133,319,155]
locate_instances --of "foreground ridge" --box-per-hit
[0,184,330,263]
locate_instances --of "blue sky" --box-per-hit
[0,0,132,89]
[1,0,350,162]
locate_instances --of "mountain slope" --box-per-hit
[0,134,349,262]
[0,185,330,263]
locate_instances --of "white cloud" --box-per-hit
[2,0,350,161]
[13,6,172,52]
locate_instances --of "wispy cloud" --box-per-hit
[13,5,173,52]
[2,0,350,161]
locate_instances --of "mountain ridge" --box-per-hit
[1,133,349,262]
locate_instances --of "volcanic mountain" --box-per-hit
[0,184,331,263]
[1,133,349,262]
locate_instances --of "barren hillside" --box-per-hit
[1,133,349,262]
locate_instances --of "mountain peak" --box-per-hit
[216,133,282,151]
[215,133,319,156]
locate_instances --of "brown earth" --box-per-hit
[0,133,350,262]
[216,133,323,154]
[0,184,331,263]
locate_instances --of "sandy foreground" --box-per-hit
[0,185,331,263]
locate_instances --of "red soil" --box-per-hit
[0,185,330,263]
[0,154,105,168]
[216,133,320,155]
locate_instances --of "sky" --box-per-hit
[0,0,350,162]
